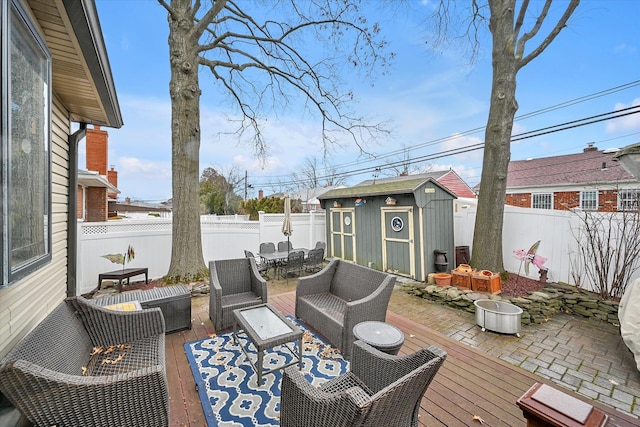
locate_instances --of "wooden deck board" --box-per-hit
[167,291,639,426]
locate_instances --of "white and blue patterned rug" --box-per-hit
[184,316,349,426]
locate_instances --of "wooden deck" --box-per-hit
[166,291,638,426]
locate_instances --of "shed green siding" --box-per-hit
[320,177,456,281]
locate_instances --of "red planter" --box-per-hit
[471,271,501,293]
[434,273,452,287]
[451,270,472,289]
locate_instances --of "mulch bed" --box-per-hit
[500,272,546,298]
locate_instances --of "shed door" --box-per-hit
[329,208,355,262]
[381,207,415,278]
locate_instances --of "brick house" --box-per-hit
[504,143,640,212]
[78,125,120,221]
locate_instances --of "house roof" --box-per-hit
[78,169,119,194]
[318,176,455,199]
[506,146,637,189]
[355,170,476,198]
[29,0,123,128]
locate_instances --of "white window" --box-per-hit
[1,1,52,287]
[618,190,640,211]
[580,190,598,211]
[532,193,553,209]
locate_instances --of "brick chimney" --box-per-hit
[86,125,109,175]
[584,142,598,152]
[107,166,118,199]
[258,189,264,200]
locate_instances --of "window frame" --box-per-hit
[580,190,598,211]
[1,0,52,287]
[531,193,553,210]
[618,189,640,211]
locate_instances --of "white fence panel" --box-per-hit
[453,201,640,292]
[78,219,172,295]
[77,213,326,295]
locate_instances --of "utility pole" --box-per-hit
[244,170,248,201]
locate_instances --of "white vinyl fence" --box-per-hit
[77,212,326,295]
[454,198,640,293]
[78,203,640,295]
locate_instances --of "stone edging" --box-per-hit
[399,282,620,326]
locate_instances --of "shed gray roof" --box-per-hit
[319,176,455,199]
[355,171,448,186]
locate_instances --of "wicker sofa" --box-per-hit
[280,340,447,427]
[0,296,169,427]
[295,259,395,359]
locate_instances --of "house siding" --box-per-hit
[0,96,70,359]
[506,189,621,212]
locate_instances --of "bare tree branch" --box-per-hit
[517,0,580,70]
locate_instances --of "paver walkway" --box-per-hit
[390,288,640,418]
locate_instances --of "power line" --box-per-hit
[250,79,640,185]
[251,104,640,189]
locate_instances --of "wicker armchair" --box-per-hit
[209,257,268,331]
[0,296,168,427]
[280,340,447,427]
[296,259,395,359]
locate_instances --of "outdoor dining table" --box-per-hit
[257,248,309,278]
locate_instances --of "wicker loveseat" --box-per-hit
[295,259,395,359]
[280,340,447,426]
[0,296,168,427]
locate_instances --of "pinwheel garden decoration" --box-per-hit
[101,245,135,272]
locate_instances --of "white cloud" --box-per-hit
[606,98,640,133]
[116,157,172,202]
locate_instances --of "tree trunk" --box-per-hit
[166,0,207,281]
[470,0,518,273]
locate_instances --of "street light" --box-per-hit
[613,143,640,179]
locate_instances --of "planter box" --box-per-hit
[471,272,501,293]
[451,270,472,290]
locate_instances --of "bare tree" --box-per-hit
[157,0,390,281]
[292,157,347,189]
[430,0,580,272]
[571,206,640,300]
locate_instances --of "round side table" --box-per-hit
[353,321,405,355]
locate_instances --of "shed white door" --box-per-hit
[381,207,415,278]
[329,208,356,262]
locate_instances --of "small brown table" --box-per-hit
[98,267,148,292]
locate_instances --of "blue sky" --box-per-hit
[92,0,640,203]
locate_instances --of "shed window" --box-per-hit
[532,193,553,209]
[1,1,52,287]
[580,190,598,211]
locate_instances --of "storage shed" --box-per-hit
[318,175,457,281]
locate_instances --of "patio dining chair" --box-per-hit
[277,250,305,282]
[280,340,447,427]
[278,240,293,252]
[304,248,324,274]
[244,250,270,277]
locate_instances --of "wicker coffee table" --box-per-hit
[232,303,303,386]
